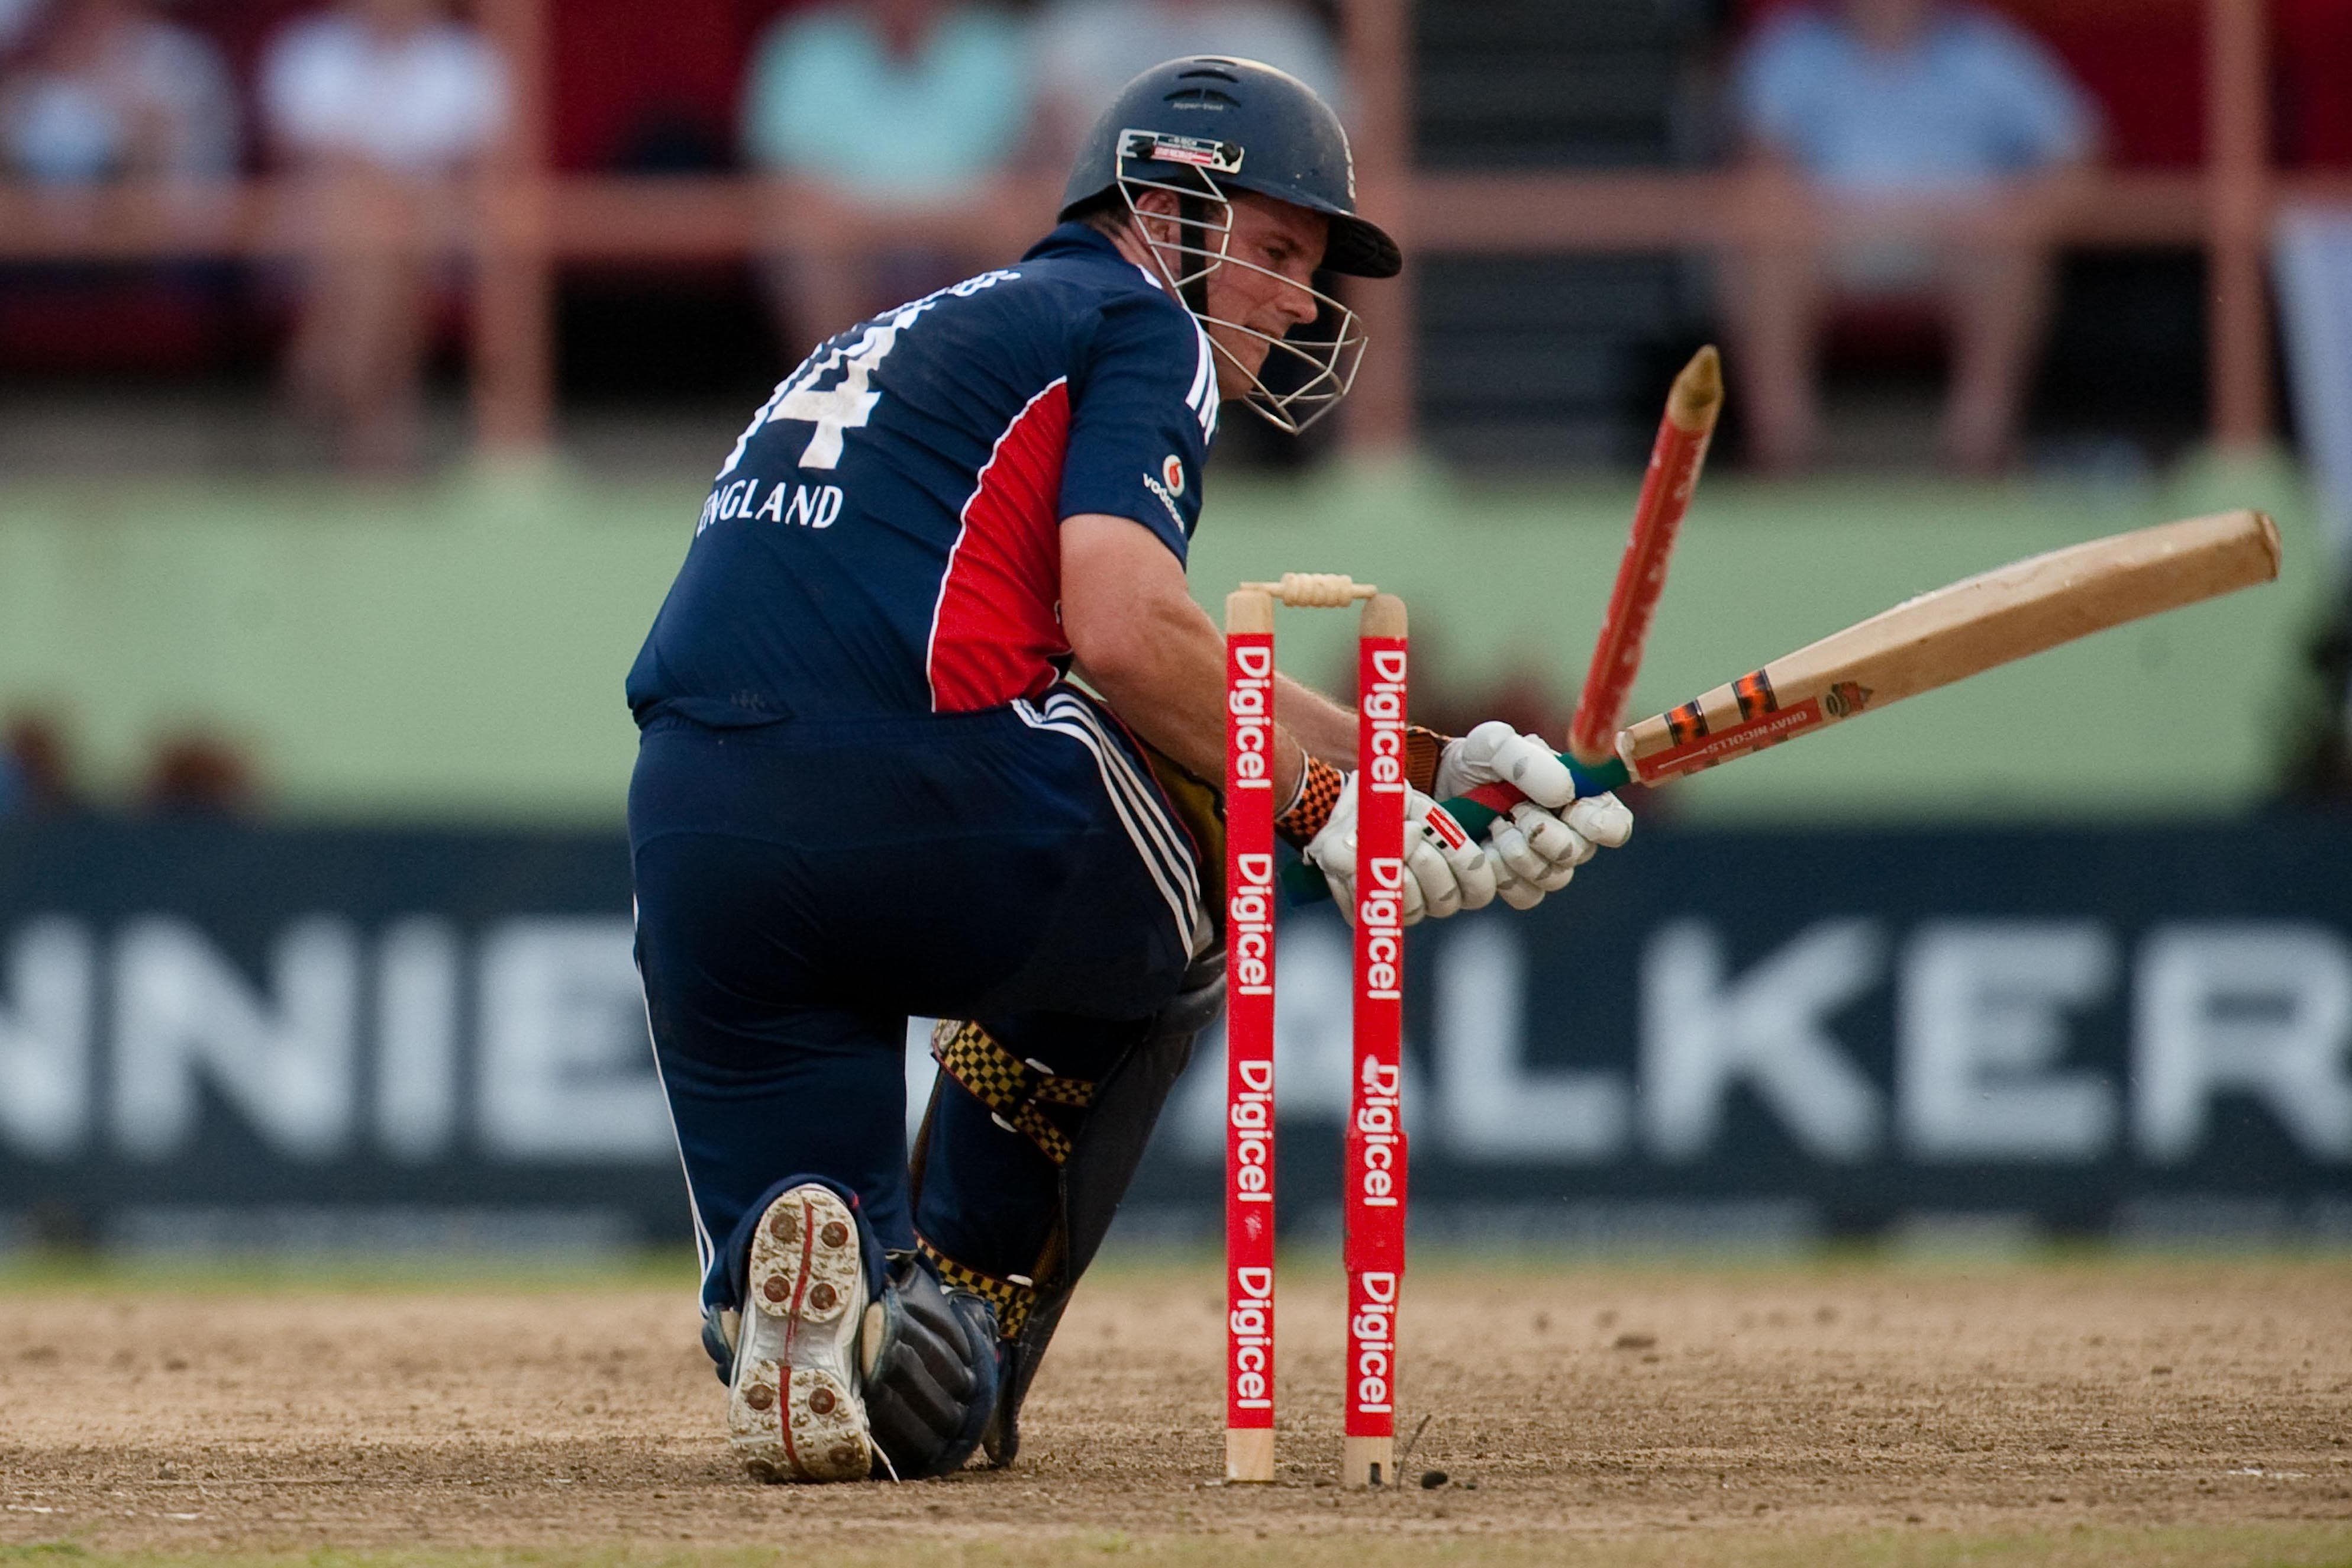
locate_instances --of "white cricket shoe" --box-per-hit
[727,1183,876,1482]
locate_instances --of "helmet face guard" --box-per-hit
[1113,128,1368,437]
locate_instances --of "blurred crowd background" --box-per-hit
[0,0,2339,462]
[0,0,2343,827]
[3,0,2349,1257]
[0,0,2348,817]
[0,0,2346,457]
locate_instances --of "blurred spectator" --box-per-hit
[142,731,254,815]
[743,0,1033,346]
[1031,0,1343,169]
[260,0,509,469]
[0,0,237,187]
[0,711,78,820]
[0,0,40,52]
[1724,0,2099,474]
[2277,209,2352,572]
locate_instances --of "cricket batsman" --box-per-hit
[624,56,1632,1483]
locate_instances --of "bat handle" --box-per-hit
[1278,752,1631,904]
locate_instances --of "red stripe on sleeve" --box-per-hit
[927,379,1075,712]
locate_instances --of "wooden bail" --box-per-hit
[1243,573,1379,608]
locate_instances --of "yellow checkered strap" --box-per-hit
[916,1234,1035,1342]
[930,1019,1097,1166]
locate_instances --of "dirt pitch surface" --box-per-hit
[4,1256,2351,1567]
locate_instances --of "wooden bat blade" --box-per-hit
[1621,508,2282,783]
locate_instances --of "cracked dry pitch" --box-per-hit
[2,1259,2350,1555]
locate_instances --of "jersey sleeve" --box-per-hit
[1059,290,1217,563]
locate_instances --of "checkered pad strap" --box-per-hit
[931,1019,1098,1166]
[916,1235,1036,1342]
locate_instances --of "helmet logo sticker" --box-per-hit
[1119,130,1244,175]
[1162,454,1186,495]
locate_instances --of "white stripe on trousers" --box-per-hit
[1015,693,1206,959]
[1035,692,1204,925]
[633,896,718,1289]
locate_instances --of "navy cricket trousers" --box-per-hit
[628,692,1207,1308]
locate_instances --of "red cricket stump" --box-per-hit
[1567,344,1722,769]
[1345,592,1409,1489]
[1222,588,1279,1485]
[1219,575,1407,1489]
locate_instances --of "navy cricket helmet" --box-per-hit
[1060,56,1402,279]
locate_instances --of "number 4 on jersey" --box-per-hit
[719,269,1020,479]
[772,332,886,470]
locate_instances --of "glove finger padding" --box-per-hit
[1404,834,1456,921]
[1480,789,1638,913]
[1432,720,1583,808]
[1399,788,1490,921]
[1499,810,1579,896]
[1427,807,1497,911]
[1534,859,1579,893]
[1485,819,1548,883]
[1308,774,1487,925]
[1508,799,1595,869]
[1488,850,1546,910]
[1565,792,1635,848]
[1327,867,1421,928]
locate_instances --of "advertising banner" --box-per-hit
[2,818,2347,1251]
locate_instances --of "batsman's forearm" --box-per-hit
[1272,672,1359,769]
[1073,598,1311,802]
[1063,513,1315,799]
[1070,639,1236,791]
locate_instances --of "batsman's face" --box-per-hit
[1202,193,1330,398]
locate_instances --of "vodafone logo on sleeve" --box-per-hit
[1143,455,1189,531]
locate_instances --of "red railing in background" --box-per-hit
[0,0,2324,460]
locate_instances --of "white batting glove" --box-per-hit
[1303,772,1495,925]
[1434,721,1633,912]
[1485,793,1634,910]
[1431,720,1582,808]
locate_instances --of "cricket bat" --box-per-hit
[1283,509,2280,902]
[1442,508,2282,838]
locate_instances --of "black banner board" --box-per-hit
[2,818,2346,1252]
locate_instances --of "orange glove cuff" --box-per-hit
[1404,724,1450,796]
[1274,755,1346,848]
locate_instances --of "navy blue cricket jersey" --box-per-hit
[626,223,1221,727]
